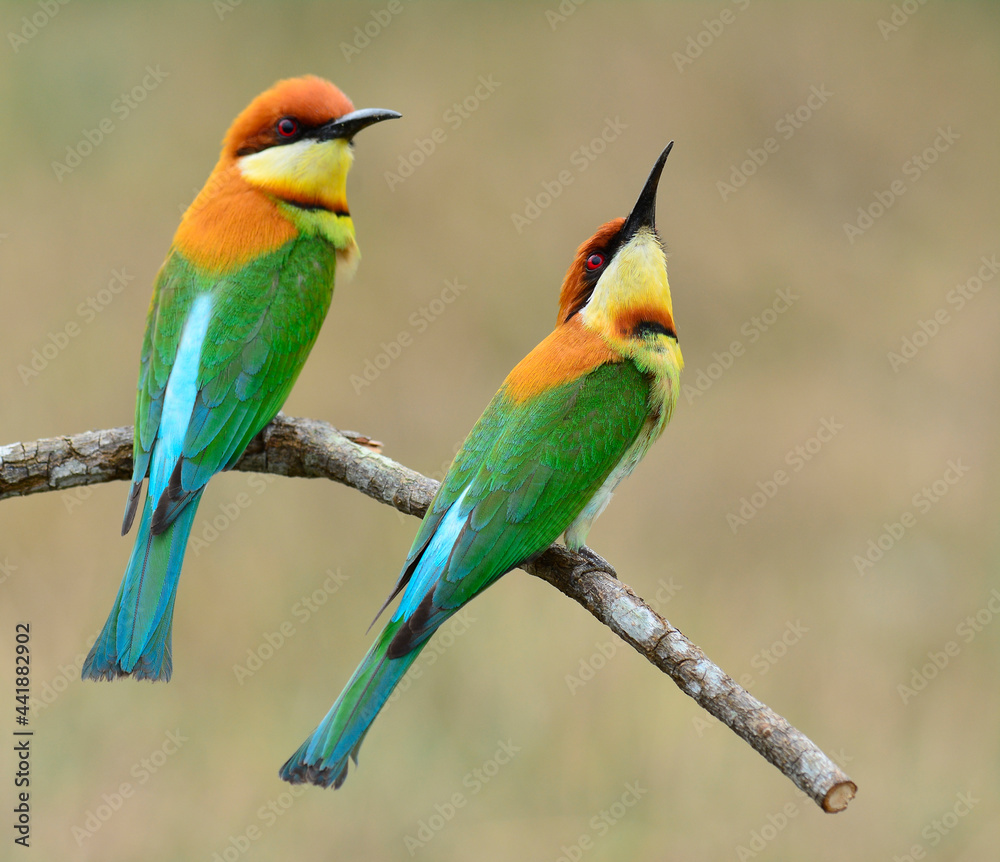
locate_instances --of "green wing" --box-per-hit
[125,235,338,532]
[385,360,651,654]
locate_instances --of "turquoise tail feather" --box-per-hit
[280,620,428,788]
[82,492,202,682]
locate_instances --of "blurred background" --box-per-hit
[1,2,998,859]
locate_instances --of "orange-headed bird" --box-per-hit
[282,144,682,788]
[83,76,399,682]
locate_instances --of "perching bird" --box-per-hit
[281,143,683,788]
[82,76,399,682]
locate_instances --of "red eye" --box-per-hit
[586,253,605,271]
[277,117,299,138]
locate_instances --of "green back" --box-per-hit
[388,360,651,648]
[132,235,338,520]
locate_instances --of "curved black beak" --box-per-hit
[317,108,401,141]
[621,141,673,242]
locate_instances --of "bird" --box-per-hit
[81,76,400,682]
[280,142,683,788]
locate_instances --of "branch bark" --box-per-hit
[0,414,856,813]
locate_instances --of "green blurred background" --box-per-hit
[2,2,998,859]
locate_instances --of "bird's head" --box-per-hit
[557,144,682,373]
[223,75,400,213]
[174,76,399,272]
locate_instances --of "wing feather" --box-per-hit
[126,235,338,530]
[385,360,651,655]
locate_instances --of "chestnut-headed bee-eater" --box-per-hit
[82,76,400,682]
[281,143,683,788]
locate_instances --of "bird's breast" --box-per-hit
[173,165,300,274]
[502,317,618,404]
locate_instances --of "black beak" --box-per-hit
[317,108,401,141]
[620,141,673,242]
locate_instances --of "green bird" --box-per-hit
[281,144,683,788]
[82,76,399,682]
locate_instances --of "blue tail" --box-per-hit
[82,492,202,682]
[280,619,428,788]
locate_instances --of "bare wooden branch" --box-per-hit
[0,418,382,502]
[522,548,857,813]
[0,414,856,813]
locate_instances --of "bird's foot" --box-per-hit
[576,545,618,579]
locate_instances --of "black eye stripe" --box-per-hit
[563,225,630,323]
[236,113,341,157]
[632,320,676,339]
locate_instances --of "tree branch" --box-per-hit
[0,414,856,813]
